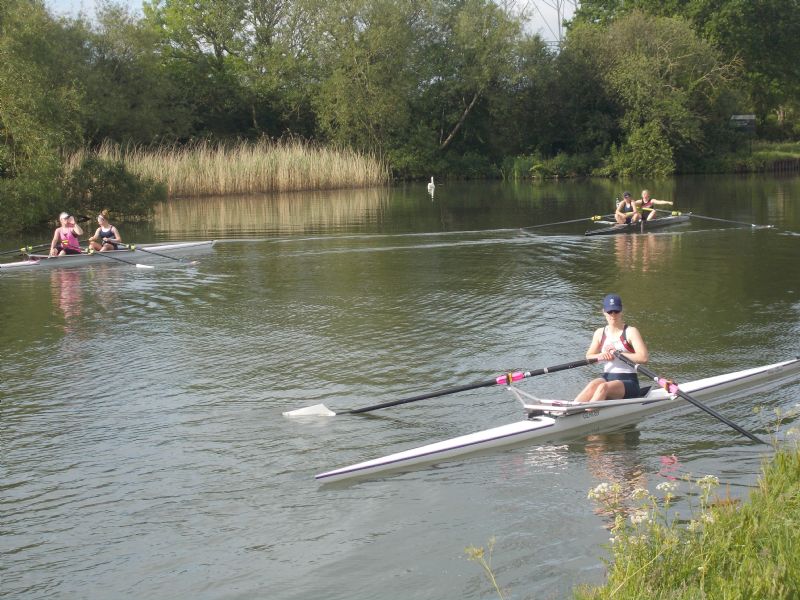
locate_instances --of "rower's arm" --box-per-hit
[585,328,605,360]
[621,326,649,364]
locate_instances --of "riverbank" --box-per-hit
[66,139,390,198]
[502,141,800,180]
[575,440,800,599]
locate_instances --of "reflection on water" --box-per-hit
[153,187,392,237]
[51,269,82,326]
[583,429,648,524]
[614,230,683,273]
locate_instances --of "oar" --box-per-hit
[87,248,155,269]
[523,215,611,231]
[613,352,766,444]
[654,209,773,229]
[115,242,198,265]
[1,242,49,256]
[283,358,599,417]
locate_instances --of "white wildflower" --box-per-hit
[697,475,720,489]
[588,482,610,499]
[631,487,649,500]
[656,481,678,492]
[700,512,715,524]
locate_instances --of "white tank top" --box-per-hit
[600,326,637,374]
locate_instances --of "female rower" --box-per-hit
[89,210,122,252]
[614,191,636,224]
[633,189,673,222]
[49,212,84,256]
[574,294,649,403]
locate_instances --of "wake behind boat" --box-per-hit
[0,240,215,270]
[315,358,800,483]
[584,213,691,236]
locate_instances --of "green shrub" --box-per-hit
[529,151,599,178]
[61,156,166,220]
[603,121,676,177]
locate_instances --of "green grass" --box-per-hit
[750,140,800,162]
[575,436,800,599]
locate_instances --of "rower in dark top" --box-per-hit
[614,191,636,224]
[574,294,650,402]
[89,210,122,252]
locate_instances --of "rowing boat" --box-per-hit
[0,241,216,270]
[585,213,691,236]
[315,358,800,482]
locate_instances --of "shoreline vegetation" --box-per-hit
[69,138,800,203]
[575,440,800,599]
[464,438,800,599]
[4,1,800,230]
[67,139,390,198]
[504,141,800,181]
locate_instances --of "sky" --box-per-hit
[45,0,575,44]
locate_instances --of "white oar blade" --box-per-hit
[283,404,337,417]
[136,264,155,269]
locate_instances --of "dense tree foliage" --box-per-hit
[2,0,799,229]
[573,0,800,131]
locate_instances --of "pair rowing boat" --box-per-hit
[314,357,800,482]
[0,241,216,270]
[585,213,691,236]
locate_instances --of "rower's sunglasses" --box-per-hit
[606,310,621,314]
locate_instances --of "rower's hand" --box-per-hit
[598,351,615,362]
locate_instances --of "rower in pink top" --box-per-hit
[49,212,84,256]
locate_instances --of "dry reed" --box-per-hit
[66,139,390,197]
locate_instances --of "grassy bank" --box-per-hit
[575,439,800,599]
[66,139,390,198]
[700,140,800,174]
[502,141,800,179]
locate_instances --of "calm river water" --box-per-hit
[2,175,799,599]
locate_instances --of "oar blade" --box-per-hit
[283,404,336,417]
[136,264,155,269]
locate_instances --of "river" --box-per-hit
[2,174,799,599]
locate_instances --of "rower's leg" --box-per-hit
[575,378,605,403]
[591,380,625,401]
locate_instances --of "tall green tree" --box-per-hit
[310,0,419,157]
[572,0,800,128]
[1,0,85,228]
[143,0,252,136]
[412,0,522,154]
[79,2,193,144]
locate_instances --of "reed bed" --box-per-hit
[67,139,390,198]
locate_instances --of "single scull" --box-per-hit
[0,240,215,270]
[315,358,800,482]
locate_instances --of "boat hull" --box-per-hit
[585,214,690,236]
[0,241,215,270]
[315,358,800,482]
